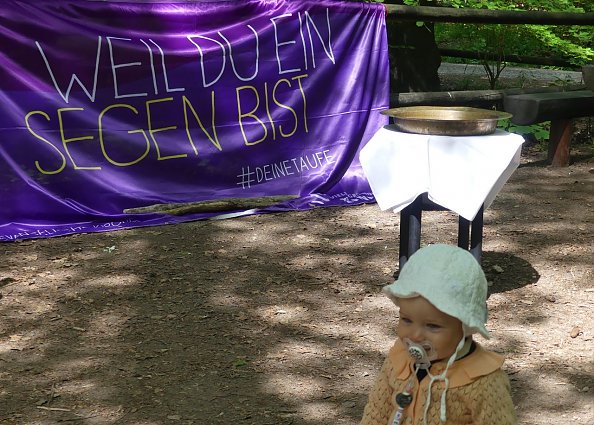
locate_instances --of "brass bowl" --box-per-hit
[381,106,512,136]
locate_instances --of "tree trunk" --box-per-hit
[388,1,441,93]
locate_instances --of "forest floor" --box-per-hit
[1,70,593,425]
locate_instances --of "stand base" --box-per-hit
[397,193,483,276]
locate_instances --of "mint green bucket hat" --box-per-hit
[383,244,490,339]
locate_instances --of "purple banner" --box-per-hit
[0,0,389,241]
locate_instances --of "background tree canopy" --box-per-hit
[378,0,594,67]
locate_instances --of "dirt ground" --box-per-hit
[1,137,594,425]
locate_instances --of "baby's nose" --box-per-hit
[409,327,425,342]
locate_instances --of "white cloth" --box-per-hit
[359,127,524,221]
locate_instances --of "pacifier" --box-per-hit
[403,338,437,369]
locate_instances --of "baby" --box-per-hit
[360,244,517,425]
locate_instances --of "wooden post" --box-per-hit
[548,119,573,167]
[390,85,584,108]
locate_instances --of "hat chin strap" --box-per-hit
[422,334,468,425]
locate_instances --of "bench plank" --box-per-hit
[503,90,594,166]
[503,90,594,125]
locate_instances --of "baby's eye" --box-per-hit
[426,323,442,330]
[400,317,412,324]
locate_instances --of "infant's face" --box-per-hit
[396,296,464,362]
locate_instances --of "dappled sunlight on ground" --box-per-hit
[0,145,592,424]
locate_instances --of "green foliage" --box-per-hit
[436,23,514,88]
[527,25,594,65]
[501,121,551,146]
[387,1,594,68]
[508,123,550,141]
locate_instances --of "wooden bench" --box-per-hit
[503,90,594,166]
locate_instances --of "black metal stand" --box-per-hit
[397,193,484,275]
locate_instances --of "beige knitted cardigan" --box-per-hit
[360,339,517,425]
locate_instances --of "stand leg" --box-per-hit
[470,206,484,264]
[398,199,484,273]
[398,207,410,275]
[407,196,422,258]
[398,196,423,272]
[458,216,470,250]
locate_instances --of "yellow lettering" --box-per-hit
[263,82,276,141]
[25,110,67,175]
[182,93,222,155]
[99,104,150,166]
[272,79,298,138]
[57,107,101,170]
[236,85,267,146]
[146,97,187,161]
[292,74,309,133]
